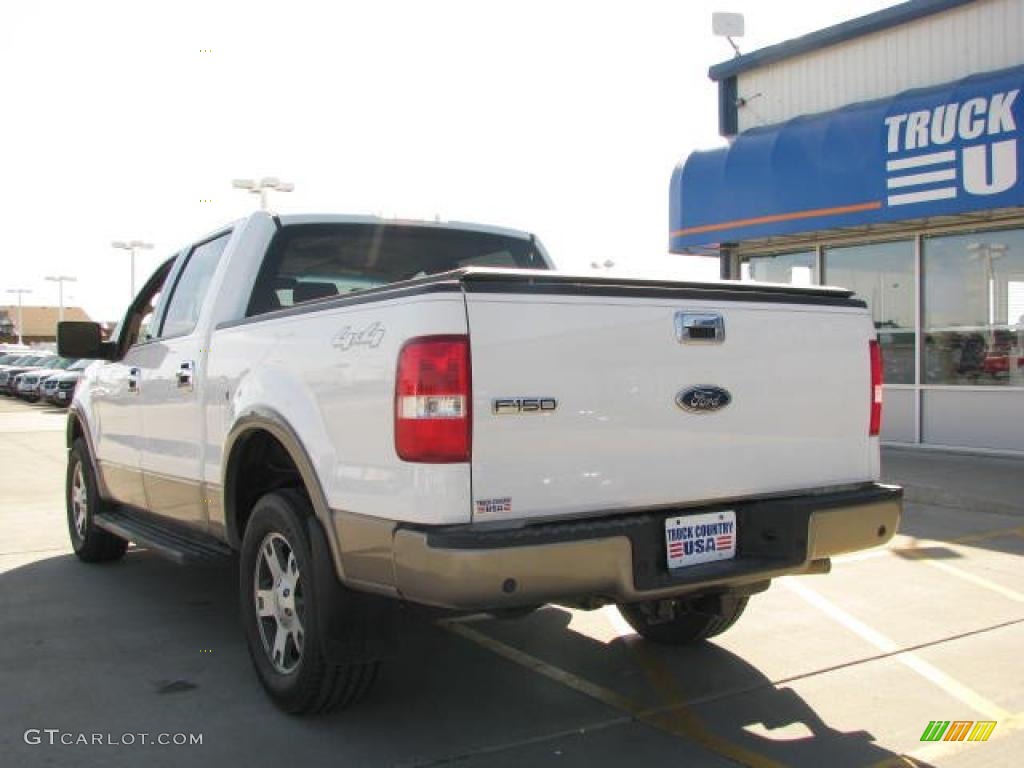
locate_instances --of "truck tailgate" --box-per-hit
[464,273,878,522]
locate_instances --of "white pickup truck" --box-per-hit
[59,211,901,714]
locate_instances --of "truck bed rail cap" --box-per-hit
[456,267,854,296]
[451,268,861,306]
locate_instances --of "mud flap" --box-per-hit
[307,517,399,665]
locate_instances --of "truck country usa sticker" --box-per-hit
[883,88,1018,207]
[476,498,512,515]
[665,511,736,569]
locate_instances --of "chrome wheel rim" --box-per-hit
[254,532,305,674]
[71,462,88,538]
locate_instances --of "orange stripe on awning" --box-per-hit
[671,200,882,239]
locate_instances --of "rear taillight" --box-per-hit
[395,335,471,462]
[869,339,883,436]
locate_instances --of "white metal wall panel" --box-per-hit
[922,388,1024,452]
[736,0,1024,132]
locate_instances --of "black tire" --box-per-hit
[240,489,378,715]
[617,593,749,645]
[67,439,128,563]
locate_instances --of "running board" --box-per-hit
[94,509,234,565]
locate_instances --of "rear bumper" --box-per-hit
[389,484,902,611]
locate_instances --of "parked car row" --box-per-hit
[0,352,88,406]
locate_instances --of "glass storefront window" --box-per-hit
[740,251,817,285]
[924,228,1024,386]
[824,240,915,384]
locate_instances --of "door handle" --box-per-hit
[128,367,140,393]
[176,360,195,390]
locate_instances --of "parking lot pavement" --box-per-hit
[882,447,1024,517]
[1,397,1021,767]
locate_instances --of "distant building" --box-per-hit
[671,0,1024,454]
[0,305,93,344]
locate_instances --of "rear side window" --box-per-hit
[247,223,547,317]
[160,233,230,338]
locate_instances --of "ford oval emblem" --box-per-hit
[676,385,731,414]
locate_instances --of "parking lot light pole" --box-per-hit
[232,177,294,211]
[5,288,31,345]
[112,240,154,300]
[44,275,77,324]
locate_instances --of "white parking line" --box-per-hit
[782,578,1011,722]
[908,554,1024,603]
[834,528,1024,604]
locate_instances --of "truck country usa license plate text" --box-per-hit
[665,510,737,569]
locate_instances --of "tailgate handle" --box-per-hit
[675,312,725,344]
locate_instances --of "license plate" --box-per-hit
[665,510,737,569]
[58,392,67,400]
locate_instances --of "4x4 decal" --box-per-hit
[332,321,385,351]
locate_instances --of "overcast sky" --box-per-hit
[1,0,893,322]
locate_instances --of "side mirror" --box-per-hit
[58,321,117,360]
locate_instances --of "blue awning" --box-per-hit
[670,65,1024,252]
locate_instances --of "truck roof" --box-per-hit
[275,213,535,242]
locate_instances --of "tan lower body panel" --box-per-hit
[96,461,148,510]
[206,485,227,540]
[331,511,399,596]
[142,472,205,529]
[385,496,902,611]
[807,500,901,560]
[97,462,220,536]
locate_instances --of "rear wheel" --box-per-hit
[240,489,378,715]
[67,439,128,563]
[617,593,748,645]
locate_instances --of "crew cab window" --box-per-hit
[160,233,230,338]
[247,223,547,316]
[116,259,173,349]
[138,290,162,343]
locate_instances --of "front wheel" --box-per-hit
[617,593,749,645]
[67,439,127,563]
[240,489,378,715]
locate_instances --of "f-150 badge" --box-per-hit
[492,397,558,415]
[332,322,385,351]
[676,386,731,414]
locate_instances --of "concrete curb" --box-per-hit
[897,483,1024,517]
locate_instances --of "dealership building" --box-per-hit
[671,0,1023,453]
